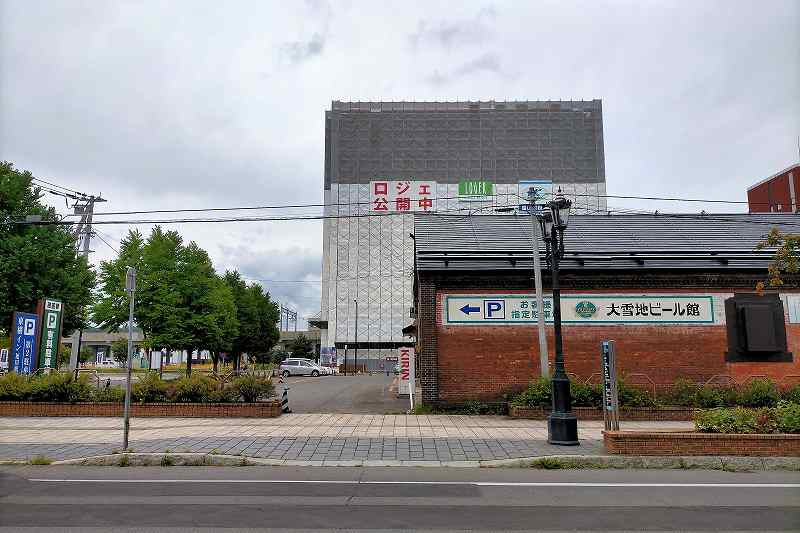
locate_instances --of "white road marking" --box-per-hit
[27,479,800,488]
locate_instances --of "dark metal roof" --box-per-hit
[413,213,800,272]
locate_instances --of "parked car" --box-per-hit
[279,358,326,377]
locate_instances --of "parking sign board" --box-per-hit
[37,298,63,371]
[11,312,39,374]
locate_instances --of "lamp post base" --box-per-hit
[547,412,579,446]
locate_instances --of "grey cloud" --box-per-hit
[217,243,322,328]
[410,6,496,48]
[280,32,326,65]
[426,52,507,85]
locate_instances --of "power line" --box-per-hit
[31,177,87,196]
[59,190,784,219]
[93,232,119,254]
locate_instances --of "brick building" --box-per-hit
[412,213,800,404]
[747,164,800,213]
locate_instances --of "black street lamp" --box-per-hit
[539,190,579,446]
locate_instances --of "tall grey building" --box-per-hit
[316,100,606,364]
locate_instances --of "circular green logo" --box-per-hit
[575,301,597,318]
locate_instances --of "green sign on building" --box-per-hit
[38,298,63,370]
[458,180,493,200]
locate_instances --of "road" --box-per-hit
[281,373,409,413]
[0,465,797,531]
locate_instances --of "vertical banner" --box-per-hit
[601,340,620,431]
[11,312,39,374]
[398,346,415,408]
[37,298,64,371]
[0,348,8,371]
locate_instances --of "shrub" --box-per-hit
[571,382,602,408]
[208,384,238,403]
[231,375,275,402]
[132,372,169,403]
[664,379,700,406]
[694,385,738,408]
[738,379,780,408]
[169,374,216,403]
[93,386,125,403]
[775,400,800,433]
[694,407,777,434]
[457,399,503,415]
[617,380,658,408]
[782,384,800,405]
[0,372,31,401]
[510,377,551,407]
[28,373,92,403]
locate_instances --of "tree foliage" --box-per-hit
[756,228,800,292]
[92,227,253,373]
[111,339,128,366]
[288,334,315,359]
[223,271,280,365]
[0,161,95,335]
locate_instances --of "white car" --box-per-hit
[279,358,327,377]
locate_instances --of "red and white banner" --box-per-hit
[398,347,415,404]
[370,180,436,212]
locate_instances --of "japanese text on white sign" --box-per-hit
[370,180,436,212]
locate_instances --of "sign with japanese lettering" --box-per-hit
[458,180,493,202]
[0,348,9,371]
[444,294,715,325]
[37,298,63,370]
[11,312,39,374]
[370,180,436,212]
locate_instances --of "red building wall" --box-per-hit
[747,164,799,213]
[433,289,800,402]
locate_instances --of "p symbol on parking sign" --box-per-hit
[484,300,505,319]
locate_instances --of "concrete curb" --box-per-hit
[36,453,800,470]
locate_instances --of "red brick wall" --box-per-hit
[434,288,800,402]
[604,431,800,456]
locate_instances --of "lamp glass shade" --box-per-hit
[541,211,555,240]
[551,192,572,229]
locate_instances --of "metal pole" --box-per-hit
[353,300,358,375]
[69,198,95,374]
[122,267,136,451]
[529,193,549,378]
[547,226,578,446]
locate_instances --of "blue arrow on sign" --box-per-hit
[459,304,480,315]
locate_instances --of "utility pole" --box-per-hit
[353,299,358,375]
[122,267,136,451]
[528,188,550,378]
[69,195,106,375]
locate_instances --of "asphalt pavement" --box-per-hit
[280,373,409,413]
[0,465,797,531]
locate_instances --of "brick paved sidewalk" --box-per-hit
[0,414,692,464]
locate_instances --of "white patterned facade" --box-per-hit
[319,181,607,361]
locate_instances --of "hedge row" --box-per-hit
[510,377,800,409]
[694,402,800,434]
[0,372,275,404]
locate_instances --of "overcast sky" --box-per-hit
[1,0,798,326]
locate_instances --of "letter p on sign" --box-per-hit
[484,300,505,319]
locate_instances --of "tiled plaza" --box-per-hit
[0,414,691,464]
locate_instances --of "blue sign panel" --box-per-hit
[11,312,39,374]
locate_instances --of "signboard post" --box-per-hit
[0,348,8,371]
[11,312,39,374]
[601,340,620,431]
[397,346,415,410]
[37,298,64,372]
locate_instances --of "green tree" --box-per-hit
[111,339,128,366]
[59,345,94,367]
[176,243,238,375]
[92,230,145,331]
[0,162,95,336]
[223,271,280,372]
[756,228,800,292]
[288,334,315,359]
